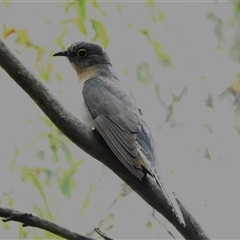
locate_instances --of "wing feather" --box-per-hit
[94,116,144,179]
[83,76,185,226]
[83,77,144,179]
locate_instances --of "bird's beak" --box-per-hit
[53,51,68,57]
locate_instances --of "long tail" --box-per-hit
[138,149,186,227]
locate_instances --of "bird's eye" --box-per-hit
[77,49,87,58]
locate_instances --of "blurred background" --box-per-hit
[0,1,240,239]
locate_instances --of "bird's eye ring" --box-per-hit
[77,49,87,58]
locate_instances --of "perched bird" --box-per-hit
[53,41,185,226]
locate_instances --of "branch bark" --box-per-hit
[0,207,93,240]
[0,38,210,240]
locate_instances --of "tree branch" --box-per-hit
[0,207,94,240]
[0,38,210,240]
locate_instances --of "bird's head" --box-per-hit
[53,41,113,81]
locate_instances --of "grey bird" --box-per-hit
[53,41,185,227]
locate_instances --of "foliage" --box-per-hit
[0,1,240,239]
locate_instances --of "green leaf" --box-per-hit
[233,2,240,22]
[91,0,107,17]
[18,225,28,239]
[16,29,34,48]
[2,0,10,8]
[151,40,172,67]
[234,103,240,134]
[9,147,20,172]
[33,204,45,218]
[75,0,87,35]
[21,167,53,220]
[79,182,94,218]
[139,28,150,38]
[58,140,72,163]
[136,61,153,85]
[2,25,16,39]
[44,231,63,239]
[55,28,67,49]
[59,160,84,198]
[33,167,54,185]
[146,1,165,23]
[59,171,72,198]
[146,220,152,230]
[55,73,63,82]
[39,117,54,128]
[139,29,172,67]
[35,150,45,160]
[47,134,60,163]
[63,2,74,13]
[35,45,45,63]
[39,61,53,82]
[91,19,109,48]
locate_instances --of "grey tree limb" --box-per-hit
[0,38,210,240]
[0,207,94,240]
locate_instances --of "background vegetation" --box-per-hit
[0,1,240,239]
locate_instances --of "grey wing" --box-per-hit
[83,77,185,226]
[83,77,145,179]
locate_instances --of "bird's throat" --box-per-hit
[76,66,99,82]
